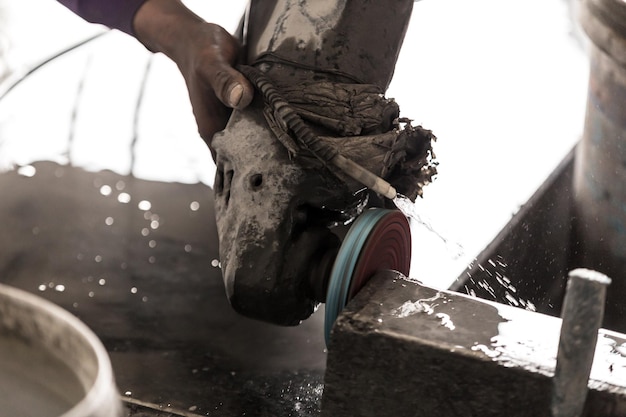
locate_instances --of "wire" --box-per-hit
[0,30,110,102]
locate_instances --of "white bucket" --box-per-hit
[0,283,122,417]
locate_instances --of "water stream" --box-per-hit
[393,193,464,260]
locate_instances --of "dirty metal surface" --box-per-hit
[246,0,414,91]
[0,162,327,417]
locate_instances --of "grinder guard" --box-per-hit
[212,0,436,325]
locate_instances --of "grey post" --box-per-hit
[551,268,611,417]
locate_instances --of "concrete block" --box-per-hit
[322,270,626,417]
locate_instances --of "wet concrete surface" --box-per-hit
[0,161,327,416]
[324,270,626,417]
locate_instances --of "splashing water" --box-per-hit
[392,196,537,311]
[392,194,464,259]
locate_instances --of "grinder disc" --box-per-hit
[324,209,411,346]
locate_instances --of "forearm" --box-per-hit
[133,0,208,67]
[56,0,148,35]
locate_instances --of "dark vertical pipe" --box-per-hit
[573,0,626,332]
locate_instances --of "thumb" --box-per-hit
[212,65,254,110]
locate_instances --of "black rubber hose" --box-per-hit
[237,64,339,164]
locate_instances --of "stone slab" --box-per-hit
[322,270,626,417]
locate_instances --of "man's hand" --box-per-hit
[133,0,253,147]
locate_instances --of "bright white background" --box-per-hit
[0,0,589,288]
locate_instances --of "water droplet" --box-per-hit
[505,292,519,307]
[471,343,500,358]
[17,165,36,177]
[189,406,198,412]
[124,391,132,397]
[392,293,442,318]
[98,278,106,286]
[130,287,138,294]
[143,211,152,220]
[150,220,159,229]
[38,284,46,292]
[142,296,148,302]
[190,201,200,211]
[141,228,150,236]
[54,284,65,292]
[184,244,192,253]
[148,256,156,264]
[105,216,114,226]
[149,240,157,248]
[88,291,95,298]
[435,312,456,330]
[72,302,78,308]
[615,343,626,357]
[138,200,151,211]
[48,282,55,288]
[95,255,102,263]
[211,259,220,268]
[100,185,112,196]
[115,180,125,191]
[118,192,131,204]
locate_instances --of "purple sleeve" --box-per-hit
[57,0,148,35]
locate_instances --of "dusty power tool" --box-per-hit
[211,0,436,337]
[235,64,414,343]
